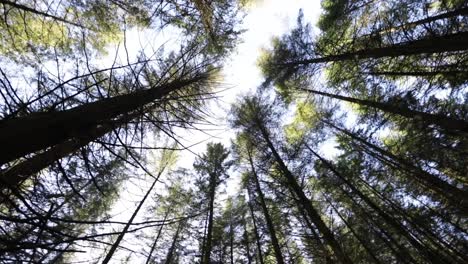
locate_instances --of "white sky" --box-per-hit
[176,0,322,165]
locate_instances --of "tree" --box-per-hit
[231,95,352,264]
[194,142,232,264]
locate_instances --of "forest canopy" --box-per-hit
[0,0,467,263]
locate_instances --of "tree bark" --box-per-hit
[0,111,141,189]
[307,145,445,263]
[284,31,468,66]
[202,174,217,264]
[0,76,206,165]
[299,88,468,133]
[164,221,184,264]
[255,122,352,264]
[322,119,468,208]
[247,191,265,264]
[247,151,285,264]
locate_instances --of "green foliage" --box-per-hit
[284,100,318,144]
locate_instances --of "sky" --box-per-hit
[75,1,324,262]
[176,0,322,166]
[172,0,323,197]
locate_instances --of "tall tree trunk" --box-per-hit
[164,221,184,264]
[202,174,217,264]
[247,151,285,264]
[229,207,234,264]
[307,145,445,263]
[255,122,352,264]
[1,110,141,189]
[146,210,170,264]
[361,6,468,39]
[101,175,160,264]
[322,119,468,208]
[242,213,253,264]
[322,194,382,264]
[296,203,332,263]
[353,167,468,263]
[364,70,468,77]
[247,196,265,264]
[200,210,209,263]
[299,88,468,133]
[0,76,206,165]
[283,31,468,66]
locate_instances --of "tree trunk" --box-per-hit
[323,194,382,264]
[202,174,217,264]
[364,70,468,77]
[242,213,253,264]
[256,122,352,264]
[285,31,468,66]
[299,88,468,133]
[322,119,468,208]
[0,111,141,189]
[307,145,445,263]
[229,207,234,264]
[102,176,159,264]
[296,202,332,263]
[0,76,205,165]
[164,221,184,264]
[146,210,170,264]
[247,151,285,264]
[247,195,265,264]
[361,6,468,39]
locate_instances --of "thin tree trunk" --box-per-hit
[296,203,332,263]
[283,31,468,66]
[146,210,170,264]
[242,213,253,264]
[256,122,352,264]
[229,207,234,264]
[0,76,206,165]
[337,181,417,264]
[200,210,209,263]
[164,221,184,264]
[362,6,468,38]
[307,145,448,263]
[322,119,468,207]
[247,151,285,264]
[101,175,160,264]
[322,194,382,264]
[247,194,265,264]
[354,170,468,263]
[299,88,468,133]
[364,70,468,77]
[202,174,217,264]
